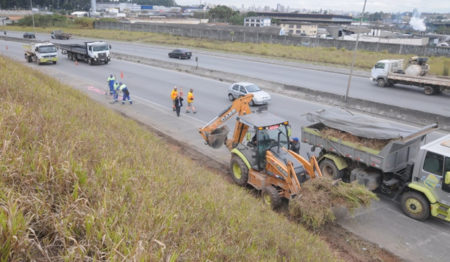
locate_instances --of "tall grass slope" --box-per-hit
[0,55,339,261]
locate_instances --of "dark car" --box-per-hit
[168,49,192,59]
[23,32,36,39]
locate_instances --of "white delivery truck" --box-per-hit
[370,57,450,95]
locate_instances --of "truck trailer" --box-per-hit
[59,41,111,65]
[302,109,450,222]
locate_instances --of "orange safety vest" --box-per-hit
[170,89,178,100]
[187,91,194,103]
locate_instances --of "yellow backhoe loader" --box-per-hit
[199,94,322,209]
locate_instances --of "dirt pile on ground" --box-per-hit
[289,176,378,229]
[321,127,390,151]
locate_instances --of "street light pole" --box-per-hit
[344,0,367,102]
[30,0,35,34]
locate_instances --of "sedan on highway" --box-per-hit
[168,49,192,59]
[228,82,271,106]
[23,32,36,39]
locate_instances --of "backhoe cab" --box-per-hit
[199,94,322,209]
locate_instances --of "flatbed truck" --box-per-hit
[59,41,111,65]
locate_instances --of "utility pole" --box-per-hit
[30,0,35,34]
[344,0,367,102]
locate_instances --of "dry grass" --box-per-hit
[0,55,340,261]
[321,127,390,151]
[4,25,450,75]
[289,177,378,229]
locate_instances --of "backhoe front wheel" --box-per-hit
[230,155,248,186]
[401,191,430,221]
[262,186,282,210]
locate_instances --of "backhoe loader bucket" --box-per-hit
[207,126,229,148]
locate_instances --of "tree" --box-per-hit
[208,5,235,22]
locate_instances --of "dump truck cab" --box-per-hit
[403,135,450,221]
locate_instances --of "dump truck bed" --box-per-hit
[302,109,438,173]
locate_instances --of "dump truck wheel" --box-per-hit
[27,56,32,63]
[401,191,430,221]
[377,78,386,87]
[230,155,248,186]
[262,186,282,210]
[424,86,434,95]
[319,159,343,180]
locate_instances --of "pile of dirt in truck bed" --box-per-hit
[321,127,391,151]
[289,176,378,229]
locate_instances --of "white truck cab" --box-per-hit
[86,41,111,64]
[403,134,450,221]
[370,59,403,86]
[25,42,58,65]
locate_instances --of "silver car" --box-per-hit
[228,82,271,106]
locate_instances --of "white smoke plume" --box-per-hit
[409,9,426,31]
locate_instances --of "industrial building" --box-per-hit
[244,17,271,27]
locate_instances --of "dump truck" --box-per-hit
[370,57,450,95]
[24,42,58,65]
[301,109,450,222]
[59,41,111,65]
[199,94,323,209]
[51,30,71,40]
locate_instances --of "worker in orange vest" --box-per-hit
[170,86,178,111]
[186,88,196,114]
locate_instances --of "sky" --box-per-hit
[177,0,450,13]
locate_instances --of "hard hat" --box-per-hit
[293,137,299,142]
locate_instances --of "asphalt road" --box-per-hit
[1,37,450,262]
[6,30,450,117]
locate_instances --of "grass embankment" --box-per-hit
[0,55,339,260]
[4,25,450,76]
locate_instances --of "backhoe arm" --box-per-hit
[199,94,253,149]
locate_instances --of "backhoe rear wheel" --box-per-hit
[401,191,430,221]
[319,159,343,180]
[230,155,248,186]
[262,186,282,210]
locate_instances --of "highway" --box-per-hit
[5,30,450,117]
[1,36,450,262]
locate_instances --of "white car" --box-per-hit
[228,82,271,106]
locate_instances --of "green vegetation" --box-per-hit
[0,0,176,10]
[208,5,246,25]
[5,24,450,76]
[0,55,339,261]
[17,14,95,28]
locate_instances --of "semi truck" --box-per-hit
[59,41,111,65]
[370,57,450,95]
[24,42,58,65]
[50,30,71,40]
[301,109,450,222]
